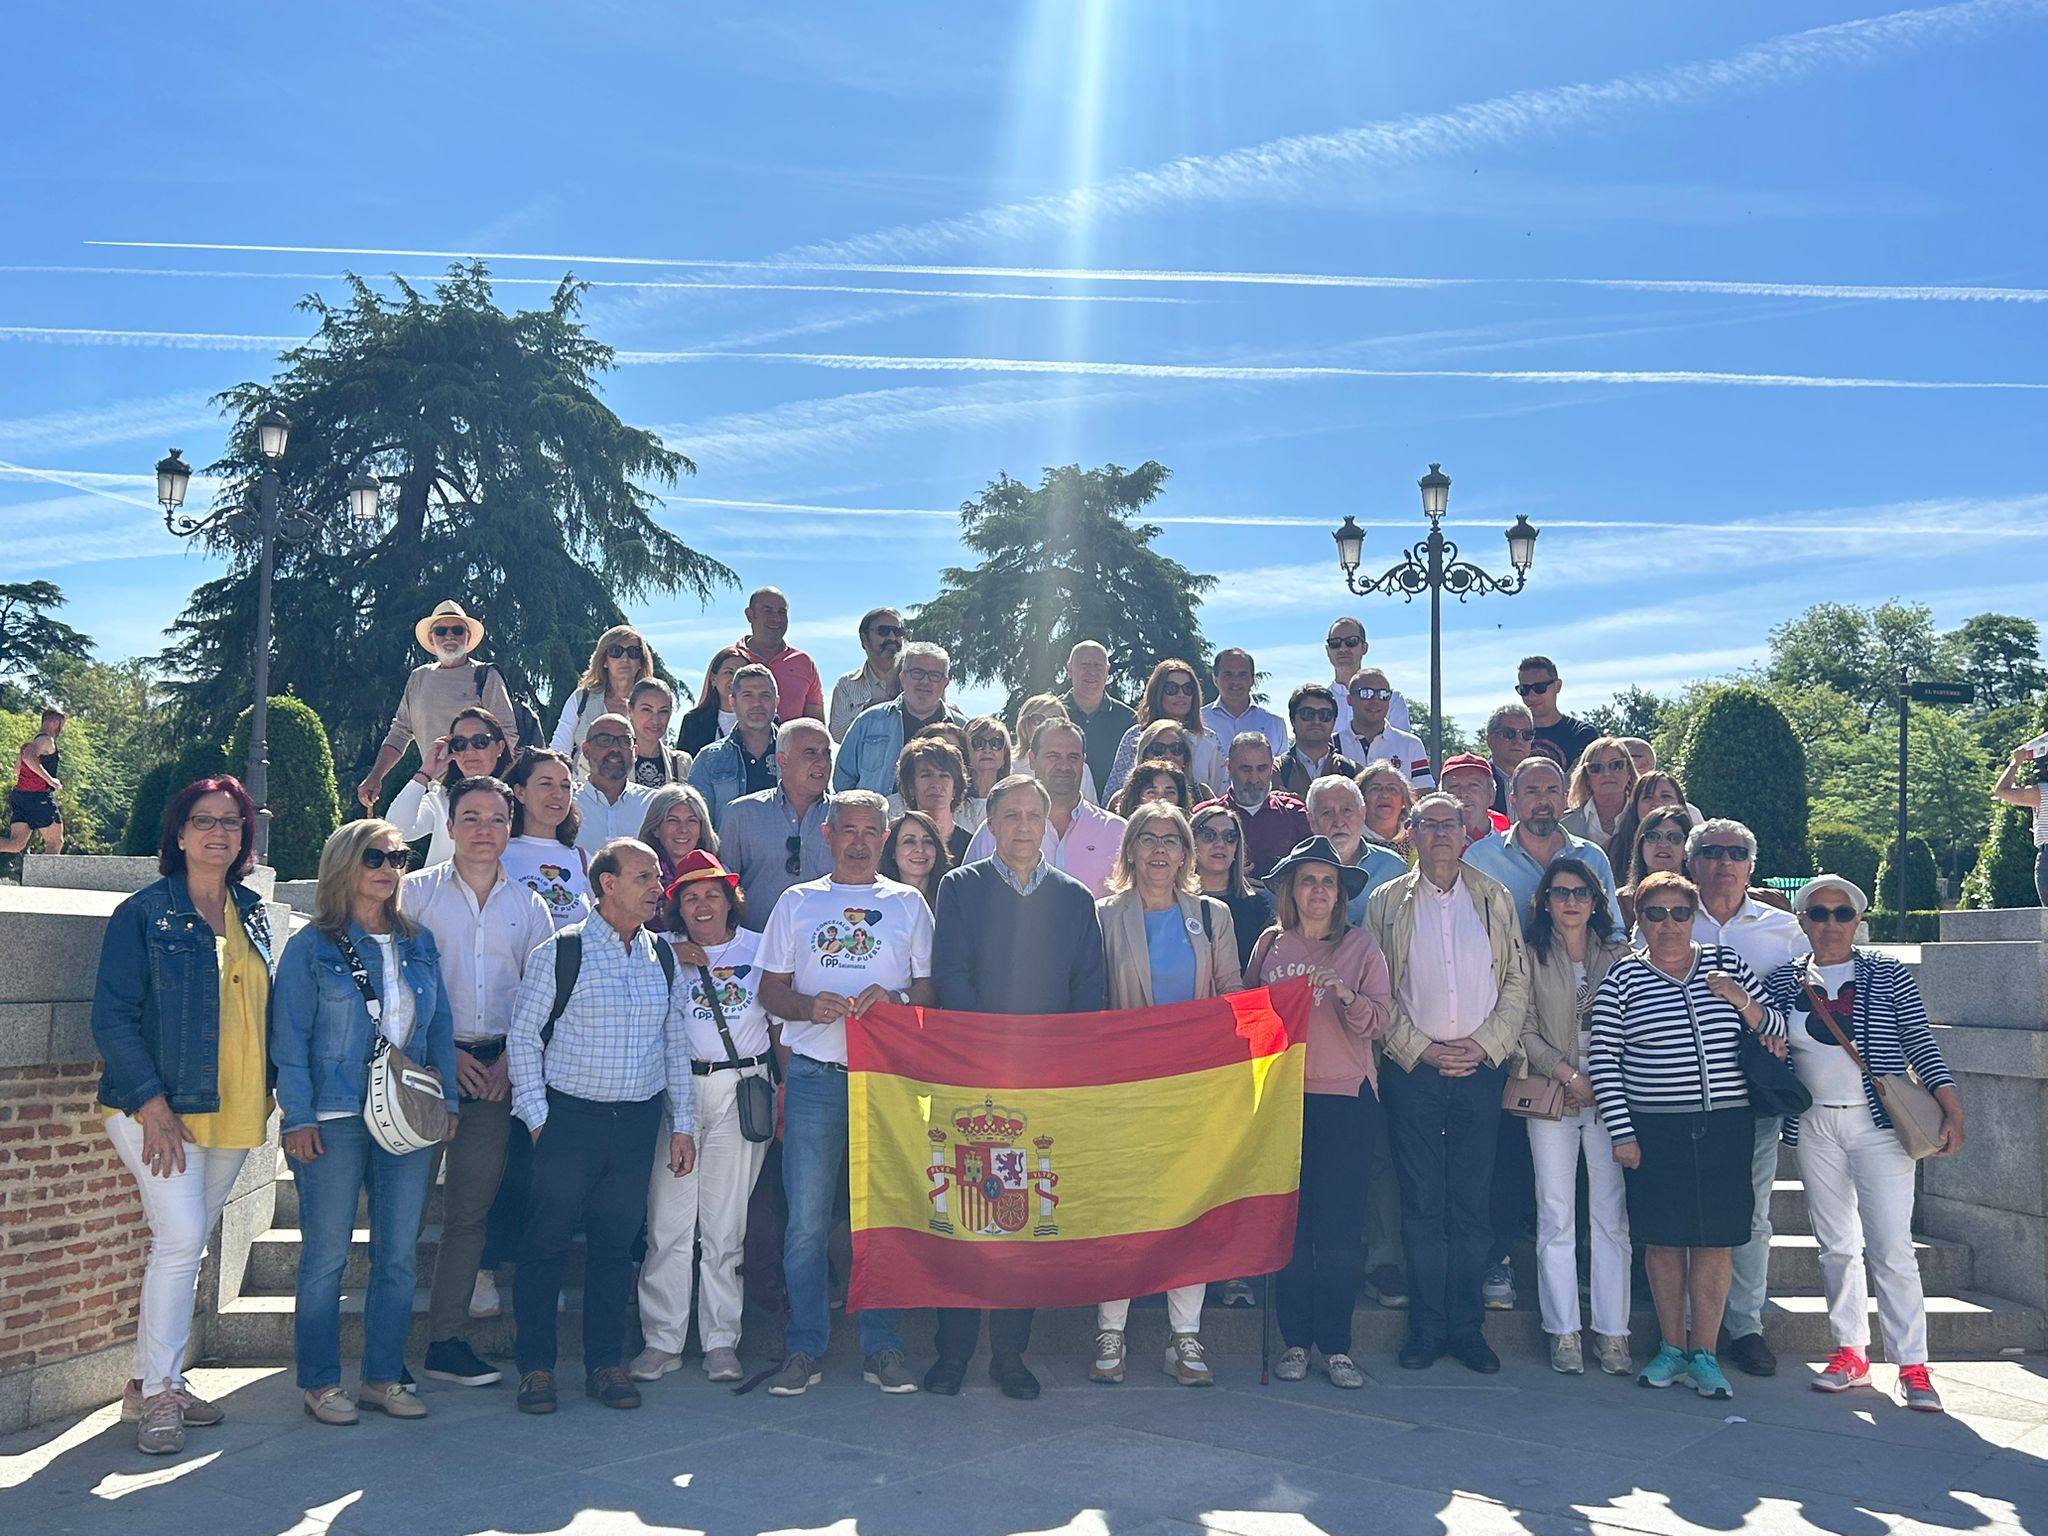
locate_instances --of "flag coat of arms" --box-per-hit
[846,978,1311,1311]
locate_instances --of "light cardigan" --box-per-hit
[1096,888,1243,1009]
[1364,863,1530,1072]
[1516,933,1631,1080]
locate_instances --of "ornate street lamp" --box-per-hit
[1332,464,1540,770]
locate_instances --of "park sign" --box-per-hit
[1907,680,1976,705]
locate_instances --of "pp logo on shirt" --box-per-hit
[693,964,752,1017]
[812,908,884,967]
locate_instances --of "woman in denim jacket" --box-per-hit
[91,776,274,1456]
[271,819,457,1425]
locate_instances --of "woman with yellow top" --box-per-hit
[91,776,276,1457]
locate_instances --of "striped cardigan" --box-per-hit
[1760,948,1954,1148]
[1585,943,1786,1147]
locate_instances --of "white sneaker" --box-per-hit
[469,1271,501,1319]
[627,1347,682,1382]
[703,1347,743,1382]
[1163,1333,1213,1387]
[1550,1333,1584,1375]
[1090,1329,1126,1383]
[1593,1334,1632,1376]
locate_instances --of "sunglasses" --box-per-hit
[448,732,502,754]
[1804,904,1859,924]
[1294,707,1338,724]
[1638,904,1695,924]
[969,734,1006,751]
[431,624,471,640]
[870,624,905,639]
[1326,634,1364,649]
[1585,760,1630,775]
[1642,829,1688,846]
[1515,679,1556,697]
[1691,844,1750,862]
[1546,885,1594,903]
[186,813,245,832]
[587,731,631,750]
[1491,727,1536,742]
[1350,686,1394,701]
[362,846,412,871]
[1158,680,1198,696]
[1153,740,1190,758]
[605,643,645,661]
[785,834,803,876]
[1194,825,1240,846]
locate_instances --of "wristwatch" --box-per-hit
[893,989,911,1006]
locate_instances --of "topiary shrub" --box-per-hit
[1808,821,1882,896]
[1674,685,1810,878]
[1866,909,1942,944]
[228,695,341,880]
[1959,803,2040,909]
[1876,834,1941,914]
[119,737,229,856]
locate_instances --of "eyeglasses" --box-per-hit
[1349,686,1394,701]
[1194,825,1240,846]
[1133,832,1184,852]
[1491,727,1536,742]
[430,624,470,640]
[1642,829,1689,846]
[1692,844,1750,862]
[587,731,631,750]
[186,813,245,832]
[1154,741,1190,758]
[870,624,905,639]
[1414,817,1463,835]
[362,846,412,871]
[605,643,645,661]
[448,732,502,754]
[1638,904,1696,924]
[1515,679,1556,697]
[1585,760,1630,776]
[785,834,804,876]
[969,734,1005,751]
[1804,904,1859,924]
[1159,680,1198,696]
[1294,707,1337,724]
[1546,885,1594,903]
[1326,634,1364,649]
[902,665,947,685]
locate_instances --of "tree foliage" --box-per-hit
[1672,685,1809,877]
[121,738,229,859]
[38,655,176,851]
[911,462,1214,708]
[1959,805,2040,910]
[156,262,735,771]
[1876,834,1942,913]
[227,696,341,879]
[1,707,100,851]
[1808,822,1883,896]
[1584,686,1673,743]
[1938,613,2045,711]
[1766,600,1939,725]
[0,582,92,707]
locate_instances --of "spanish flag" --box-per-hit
[847,979,1311,1311]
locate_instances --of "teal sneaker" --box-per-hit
[1687,1350,1734,1400]
[1636,1343,1691,1390]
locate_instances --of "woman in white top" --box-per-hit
[501,750,593,930]
[1560,736,1638,860]
[549,624,659,754]
[629,851,773,1385]
[1991,741,2048,905]
[384,706,514,866]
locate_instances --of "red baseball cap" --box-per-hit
[1438,752,1494,782]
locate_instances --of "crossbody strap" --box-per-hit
[333,932,412,1059]
[1801,974,1874,1077]
[697,965,746,1069]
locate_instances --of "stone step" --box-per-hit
[1772,1178,1813,1234]
[273,1167,451,1228]
[1766,1232,1972,1294]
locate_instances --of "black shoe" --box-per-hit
[1397,1337,1443,1371]
[1724,1332,1777,1377]
[1448,1334,1501,1374]
[423,1338,502,1387]
[923,1356,968,1396]
[585,1366,642,1409]
[516,1370,557,1414]
[989,1354,1040,1400]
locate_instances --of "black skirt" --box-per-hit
[1623,1106,1756,1248]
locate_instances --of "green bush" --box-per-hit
[1959,803,2040,909]
[227,695,340,879]
[121,738,231,856]
[1673,685,1810,878]
[1876,834,1941,913]
[1865,909,1942,944]
[1808,822,1882,896]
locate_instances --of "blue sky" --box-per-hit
[4,1,2045,728]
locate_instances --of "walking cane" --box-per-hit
[1259,1271,1273,1385]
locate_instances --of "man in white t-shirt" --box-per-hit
[757,790,935,1399]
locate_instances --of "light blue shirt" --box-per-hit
[1143,906,1198,1006]
[1462,824,1618,935]
[1346,840,1410,928]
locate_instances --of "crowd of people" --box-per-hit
[85,593,1975,1455]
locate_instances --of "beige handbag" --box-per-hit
[1501,1065,1566,1120]
[1801,979,1945,1160]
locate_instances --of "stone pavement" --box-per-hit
[4,1351,2045,1536]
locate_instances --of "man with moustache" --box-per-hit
[829,607,906,741]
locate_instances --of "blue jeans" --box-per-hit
[290,1115,434,1389]
[782,1054,899,1359]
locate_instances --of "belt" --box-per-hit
[693,1053,772,1076]
[458,1038,505,1064]
[792,1053,848,1074]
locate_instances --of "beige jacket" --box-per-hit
[1517,934,1630,1080]
[1364,863,1530,1071]
[1096,888,1243,1009]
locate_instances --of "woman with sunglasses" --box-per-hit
[1617,804,1694,933]
[272,820,457,1425]
[91,777,273,1455]
[879,809,953,908]
[1585,870,1785,1402]
[962,716,1011,825]
[385,706,514,866]
[1758,876,1962,1413]
[1192,802,1272,969]
[1127,720,1216,802]
[1105,660,1222,798]
[1608,771,1690,882]
[1518,857,1634,1377]
[678,647,747,756]
[550,624,658,755]
[1560,736,1639,861]
[637,783,720,932]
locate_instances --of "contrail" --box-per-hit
[0,325,301,350]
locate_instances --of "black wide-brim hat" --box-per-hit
[1265,835,1370,898]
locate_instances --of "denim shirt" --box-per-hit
[688,726,779,828]
[268,919,459,1133]
[833,699,965,795]
[92,876,276,1116]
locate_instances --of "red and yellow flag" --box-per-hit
[846,979,1311,1311]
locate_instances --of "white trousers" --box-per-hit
[104,1112,250,1396]
[1527,1104,1631,1337]
[638,1066,769,1353]
[1097,1285,1205,1334]
[1794,1103,1928,1363]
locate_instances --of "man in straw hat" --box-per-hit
[357,600,521,811]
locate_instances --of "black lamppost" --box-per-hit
[155,414,381,864]
[1331,464,1540,771]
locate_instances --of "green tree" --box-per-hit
[1808,822,1883,895]
[227,696,342,880]
[39,655,176,851]
[1584,686,1672,743]
[0,581,92,707]
[1406,701,1473,758]
[1959,805,2040,909]
[1939,613,2045,711]
[911,462,1214,707]
[1766,601,1939,724]
[157,262,735,771]
[1672,686,1809,877]
[1810,703,1990,882]
[1876,834,1941,913]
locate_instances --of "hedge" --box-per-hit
[1959,803,2040,909]
[1674,686,1809,878]
[1865,909,1942,944]
[1808,822,1882,897]
[1875,834,1941,914]
[227,696,341,880]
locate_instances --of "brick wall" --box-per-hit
[0,1062,145,1379]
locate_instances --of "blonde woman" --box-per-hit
[271,820,457,1425]
[1561,736,1638,858]
[550,624,658,754]
[1090,804,1242,1387]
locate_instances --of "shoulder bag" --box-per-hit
[1801,977,1945,1159]
[1501,1068,1565,1120]
[698,965,777,1144]
[334,933,451,1155]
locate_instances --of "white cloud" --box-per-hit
[0,391,219,456]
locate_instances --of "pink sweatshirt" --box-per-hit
[1249,925,1392,1096]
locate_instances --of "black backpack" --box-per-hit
[539,926,678,1047]
[473,662,545,755]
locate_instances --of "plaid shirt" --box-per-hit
[507,914,696,1135]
